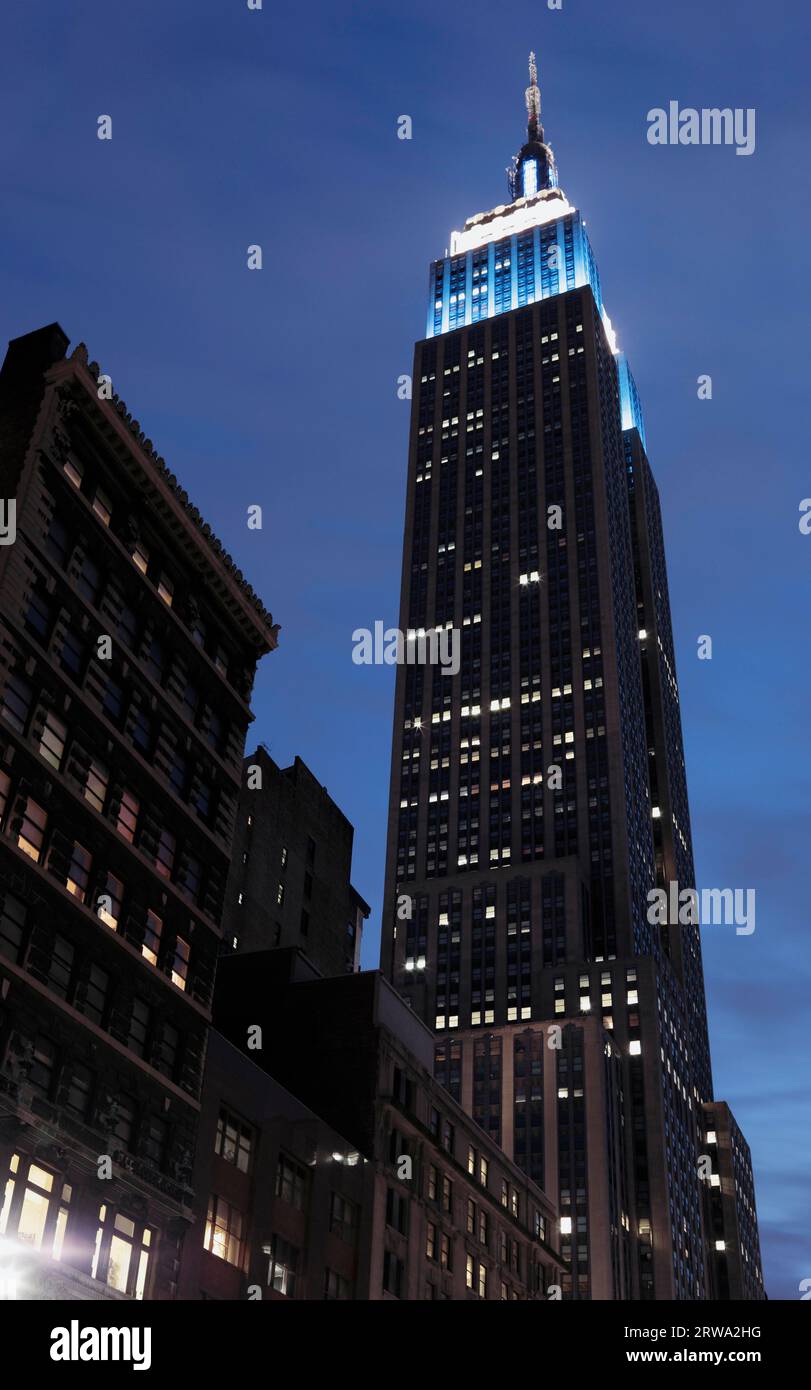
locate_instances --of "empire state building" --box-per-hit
[381,55,764,1300]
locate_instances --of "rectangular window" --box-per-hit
[92,1206,153,1300]
[329,1192,357,1241]
[440,1231,452,1271]
[478,1263,487,1298]
[84,759,109,814]
[426,1220,437,1260]
[171,936,190,991]
[276,1154,308,1210]
[179,854,201,903]
[116,789,139,844]
[155,828,175,880]
[102,677,124,722]
[127,998,150,1058]
[382,1250,403,1298]
[157,574,174,607]
[466,1198,476,1235]
[39,712,67,770]
[324,1269,350,1300]
[97,873,123,930]
[132,540,149,575]
[479,1210,488,1245]
[466,1253,474,1289]
[78,963,109,1027]
[113,1097,136,1151]
[130,707,152,756]
[215,1108,253,1173]
[29,1036,57,1098]
[92,487,113,526]
[385,1187,408,1235]
[46,933,74,999]
[17,798,47,862]
[66,1064,93,1118]
[65,842,92,902]
[143,1116,167,1169]
[60,628,85,678]
[16,1163,61,1252]
[142,909,162,967]
[1,673,32,733]
[157,1023,179,1081]
[64,455,83,488]
[46,515,69,566]
[441,1174,452,1214]
[268,1234,299,1297]
[276,882,285,906]
[0,892,26,963]
[77,557,102,605]
[25,590,52,642]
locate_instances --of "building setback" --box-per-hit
[0,325,277,1299]
[221,746,368,977]
[380,58,765,1299]
[203,948,564,1300]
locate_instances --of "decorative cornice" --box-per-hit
[59,343,280,650]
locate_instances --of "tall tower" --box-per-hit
[381,57,764,1300]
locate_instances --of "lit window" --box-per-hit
[131,540,149,575]
[142,910,162,967]
[92,488,113,526]
[157,574,174,608]
[64,456,83,488]
[215,1110,254,1173]
[39,712,67,771]
[97,872,123,930]
[17,798,48,862]
[65,842,92,902]
[84,759,109,814]
[629,1040,642,1056]
[171,936,190,991]
[267,1234,299,1296]
[204,1195,244,1268]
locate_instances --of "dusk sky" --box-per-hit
[2,0,808,1299]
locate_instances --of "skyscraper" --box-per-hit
[381,57,764,1300]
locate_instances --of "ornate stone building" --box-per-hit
[0,324,277,1299]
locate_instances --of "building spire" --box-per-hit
[508,50,558,201]
[526,50,541,142]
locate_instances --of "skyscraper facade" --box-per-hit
[0,324,277,1299]
[381,58,764,1300]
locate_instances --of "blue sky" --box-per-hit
[2,0,809,1300]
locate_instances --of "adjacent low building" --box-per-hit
[222,747,368,977]
[179,947,564,1300]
